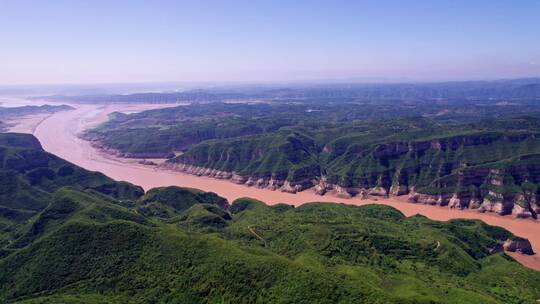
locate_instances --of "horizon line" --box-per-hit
[2,75,540,88]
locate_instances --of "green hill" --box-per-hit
[168,116,540,218]
[0,133,539,303]
[0,133,143,248]
[84,103,540,218]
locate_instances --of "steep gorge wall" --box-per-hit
[166,132,540,218]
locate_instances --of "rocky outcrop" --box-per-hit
[512,204,534,219]
[138,159,157,166]
[162,159,540,219]
[408,192,439,205]
[280,181,304,194]
[333,185,353,199]
[231,173,247,184]
[313,178,329,195]
[368,186,388,197]
[164,162,296,193]
[503,238,535,255]
[407,189,540,218]
[389,184,408,196]
[478,191,507,215]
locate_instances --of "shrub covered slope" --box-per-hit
[88,102,540,217]
[0,133,539,303]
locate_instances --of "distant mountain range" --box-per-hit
[0,105,74,133]
[86,101,540,219]
[0,105,73,120]
[38,78,540,103]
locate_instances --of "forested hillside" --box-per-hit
[171,116,540,218]
[0,133,538,303]
[86,101,540,217]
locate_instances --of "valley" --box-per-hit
[0,131,539,303]
[30,103,540,272]
[3,1,540,302]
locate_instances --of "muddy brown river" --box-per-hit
[32,103,540,271]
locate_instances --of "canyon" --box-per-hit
[25,103,540,271]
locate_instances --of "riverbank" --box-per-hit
[32,103,540,271]
[4,113,51,133]
[0,98,70,134]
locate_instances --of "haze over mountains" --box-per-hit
[2,0,540,302]
[36,78,540,104]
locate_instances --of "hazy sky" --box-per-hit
[1,0,539,85]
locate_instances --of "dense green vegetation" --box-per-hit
[0,132,143,248]
[0,133,539,303]
[88,101,540,217]
[86,100,540,158]
[172,116,540,216]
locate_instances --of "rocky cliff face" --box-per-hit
[407,162,540,219]
[162,162,312,193]
[164,131,540,219]
[144,118,540,221]
[83,135,175,159]
[163,159,540,219]
[503,238,535,255]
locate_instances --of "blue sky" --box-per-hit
[1,0,539,84]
